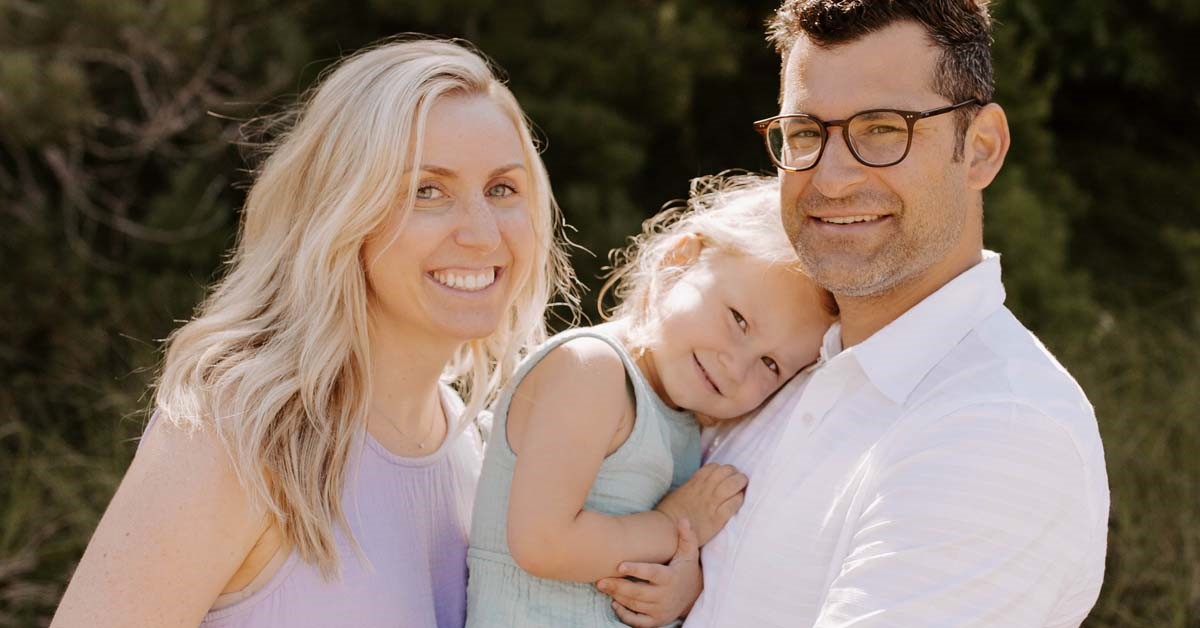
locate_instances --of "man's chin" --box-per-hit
[804,259,896,298]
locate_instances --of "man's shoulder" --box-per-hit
[898,307,1104,478]
[912,307,1093,421]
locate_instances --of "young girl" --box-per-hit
[465,173,837,627]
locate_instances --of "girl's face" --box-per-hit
[640,241,834,421]
[363,94,536,350]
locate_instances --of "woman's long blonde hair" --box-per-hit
[153,38,576,577]
[600,172,836,349]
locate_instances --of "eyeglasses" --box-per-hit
[753,99,983,172]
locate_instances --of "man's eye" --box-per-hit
[866,124,905,135]
[730,309,747,332]
[762,356,780,375]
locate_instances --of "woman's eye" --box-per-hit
[762,356,780,375]
[487,183,516,197]
[415,185,445,201]
[730,309,747,332]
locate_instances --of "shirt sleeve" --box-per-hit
[812,401,1098,628]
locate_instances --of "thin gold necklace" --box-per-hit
[371,398,443,451]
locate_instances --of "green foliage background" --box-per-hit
[2,1,1198,625]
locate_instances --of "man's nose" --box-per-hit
[810,129,868,199]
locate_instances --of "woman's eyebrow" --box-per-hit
[418,165,456,177]
[488,163,525,178]
[414,163,525,178]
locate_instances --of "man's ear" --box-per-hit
[965,102,1011,191]
[662,232,704,267]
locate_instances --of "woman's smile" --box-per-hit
[428,266,503,294]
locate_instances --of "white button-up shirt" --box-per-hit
[686,252,1109,628]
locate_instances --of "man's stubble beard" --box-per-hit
[786,189,965,299]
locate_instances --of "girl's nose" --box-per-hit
[719,346,756,387]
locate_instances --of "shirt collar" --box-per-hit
[819,250,1007,405]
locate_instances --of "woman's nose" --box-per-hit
[455,195,501,251]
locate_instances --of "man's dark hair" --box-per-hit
[768,0,993,155]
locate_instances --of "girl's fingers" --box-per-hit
[707,463,739,484]
[694,462,731,485]
[714,471,749,498]
[717,491,746,520]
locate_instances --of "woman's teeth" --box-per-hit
[431,267,496,292]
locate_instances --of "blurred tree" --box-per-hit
[2,0,1198,625]
[1000,0,1200,313]
[0,0,312,437]
[0,1,312,622]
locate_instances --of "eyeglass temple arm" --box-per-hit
[915,98,986,120]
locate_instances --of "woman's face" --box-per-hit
[363,94,536,349]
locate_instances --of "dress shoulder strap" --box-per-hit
[487,324,658,457]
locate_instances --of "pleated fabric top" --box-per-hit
[146,386,484,628]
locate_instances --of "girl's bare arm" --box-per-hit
[506,337,744,583]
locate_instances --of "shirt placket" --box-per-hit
[708,355,857,623]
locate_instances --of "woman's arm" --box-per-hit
[506,337,744,583]
[51,418,267,628]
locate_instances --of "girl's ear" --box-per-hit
[663,232,703,268]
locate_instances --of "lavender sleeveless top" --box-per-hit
[145,386,484,628]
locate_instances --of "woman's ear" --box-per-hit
[663,232,703,268]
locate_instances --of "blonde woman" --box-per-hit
[51,39,575,628]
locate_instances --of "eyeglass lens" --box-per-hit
[768,110,911,169]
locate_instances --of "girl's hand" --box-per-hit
[654,463,747,545]
[596,518,703,627]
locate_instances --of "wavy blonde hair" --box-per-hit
[600,172,836,349]
[153,38,576,577]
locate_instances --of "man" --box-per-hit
[599,2,1109,626]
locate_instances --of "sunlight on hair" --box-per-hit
[152,37,578,577]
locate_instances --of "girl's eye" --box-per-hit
[416,184,446,201]
[730,308,747,332]
[487,182,517,197]
[762,356,780,375]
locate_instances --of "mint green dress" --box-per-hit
[465,326,702,627]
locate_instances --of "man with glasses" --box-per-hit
[598,2,1109,626]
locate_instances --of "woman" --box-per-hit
[51,38,576,628]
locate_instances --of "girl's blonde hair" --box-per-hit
[600,172,834,348]
[153,38,576,577]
